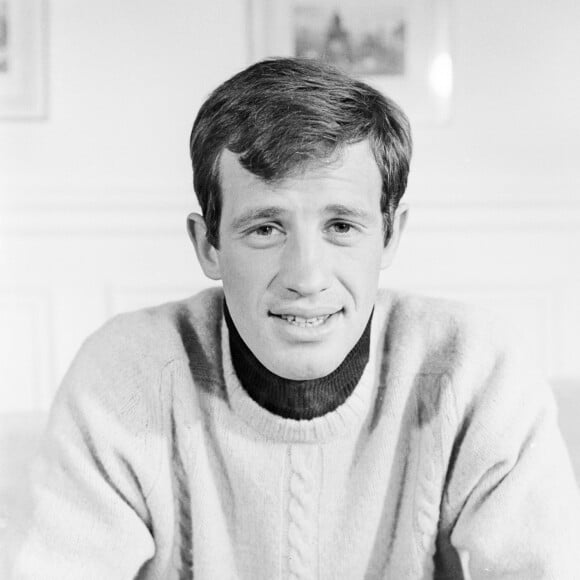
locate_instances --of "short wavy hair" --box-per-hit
[189,57,412,247]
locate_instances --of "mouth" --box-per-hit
[269,309,343,328]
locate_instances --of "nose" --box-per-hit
[278,233,331,296]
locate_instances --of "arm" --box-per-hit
[439,347,580,579]
[10,334,160,579]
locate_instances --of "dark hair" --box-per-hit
[189,57,412,247]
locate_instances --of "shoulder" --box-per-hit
[55,286,225,428]
[79,286,224,371]
[375,288,509,360]
[373,289,544,414]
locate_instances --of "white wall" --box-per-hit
[1,0,579,412]
[411,0,580,204]
[0,0,249,193]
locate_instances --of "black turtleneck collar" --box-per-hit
[224,301,372,420]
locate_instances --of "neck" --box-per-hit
[224,302,372,420]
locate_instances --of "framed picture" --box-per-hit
[248,0,452,124]
[0,0,47,120]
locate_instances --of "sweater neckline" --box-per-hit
[220,303,385,444]
[223,302,372,420]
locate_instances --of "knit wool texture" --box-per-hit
[10,288,580,580]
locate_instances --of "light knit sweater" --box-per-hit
[10,288,580,579]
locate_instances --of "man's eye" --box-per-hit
[253,225,276,236]
[329,222,354,234]
[247,224,284,242]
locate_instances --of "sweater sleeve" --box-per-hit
[10,325,162,580]
[439,340,580,579]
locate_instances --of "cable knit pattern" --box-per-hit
[412,372,454,579]
[170,408,193,580]
[9,288,580,580]
[287,446,319,580]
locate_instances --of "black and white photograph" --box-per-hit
[294,0,406,76]
[250,0,453,123]
[0,1,8,74]
[0,0,46,119]
[1,1,580,578]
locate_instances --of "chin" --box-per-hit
[272,353,343,381]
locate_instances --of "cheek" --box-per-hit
[220,251,270,304]
[336,244,384,285]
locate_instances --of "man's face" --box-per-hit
[192,141,405,380]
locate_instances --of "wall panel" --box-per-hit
[0,290,53,412]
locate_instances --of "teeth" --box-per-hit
[280,314,331,327]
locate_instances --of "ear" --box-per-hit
[380,203,409,270]
[186,213,222,280]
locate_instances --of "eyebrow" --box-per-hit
[323,204,375,222]
[230,207,284,231]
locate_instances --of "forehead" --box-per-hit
[218,141,382,214]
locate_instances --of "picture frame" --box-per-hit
[0,0,47,120]
[247,0,452,124]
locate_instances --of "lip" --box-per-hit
[268,307,343,318]
[268,308,343,341]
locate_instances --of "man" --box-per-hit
[11,58,580,579]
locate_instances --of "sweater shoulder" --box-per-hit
[374,289,538,410]
[376,288,510,357]
[86,286,224,364]
[55,286,225,425]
